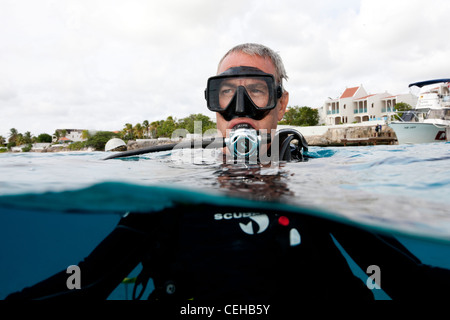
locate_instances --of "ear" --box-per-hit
[277,91,289,121]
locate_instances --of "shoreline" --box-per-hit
[279,123,397,147]
[1,123,398,153]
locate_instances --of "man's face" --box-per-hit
[215,52,289,137]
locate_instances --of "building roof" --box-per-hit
[340,87,359,99]
[355,94,377,100]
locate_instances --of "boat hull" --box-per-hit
[389,122,448,144]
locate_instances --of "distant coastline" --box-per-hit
[284,122,397,147]
[1,122,398,154]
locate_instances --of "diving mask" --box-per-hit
[205,66,282,121]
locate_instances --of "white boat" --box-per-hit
[389,79,450,144]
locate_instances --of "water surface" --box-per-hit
[1,143,449,238]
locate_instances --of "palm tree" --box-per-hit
[8,128,19,143]
[134,123,144,139]
[123,123,134,140]
[142,120,150,138]
[23,131,33,144]
[15,133,25,146]
[53,130,61,143]
[81,130,90,140]
[150,120,163,138]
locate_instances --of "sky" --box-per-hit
[1,0,450,138]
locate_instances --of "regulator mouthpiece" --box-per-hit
[225,124,270,161]
[226,128,259,159]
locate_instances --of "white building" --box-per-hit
[53,129,87,142]
[380,93,417,116]
[323,85,417,125]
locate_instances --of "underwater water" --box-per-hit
[0,142,449,299]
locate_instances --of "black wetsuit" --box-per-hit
[6,203,450,301]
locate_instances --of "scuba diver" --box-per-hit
[6,43,450,302]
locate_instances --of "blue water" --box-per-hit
[1,142,449,299]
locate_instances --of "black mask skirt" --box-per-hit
[205,66,282,122]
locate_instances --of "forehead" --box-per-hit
[218,52,276,76]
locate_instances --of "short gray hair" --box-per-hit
[218,43,288,87]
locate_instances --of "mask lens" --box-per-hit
[207,75,276,111]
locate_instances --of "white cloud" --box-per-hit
[1,0,449,138]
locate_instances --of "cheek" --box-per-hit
[215,114,227,137]
[258,109,279,131]
[272,107,282,123]
[277,110,284,121]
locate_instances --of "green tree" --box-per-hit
[178,114,216,134]
[8,128,19,144]
[53,130,61,142]
[81,130,90,140]
[23,131,33,144]
[15,133,25,146]
[6,129,33,151]
[121,113,216,140]
[85,131,118,151]
[22,144,33,152]
[142,120,150,138]
[150,120,163,138]
[123,123,134,140]
[158,116,178,138]
[279,106,319,126]
[394,102,413,111]
[68,141,87,151]
[393,102,413,120]
[134,123,144,139]
[36,133,52,143]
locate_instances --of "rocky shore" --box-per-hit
[298,124,396,146]
[4,143,94,153]
[126,138,177,150]
[3,122,397,153]
[126,123,397,150]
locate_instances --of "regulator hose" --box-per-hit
[103,129,308,161]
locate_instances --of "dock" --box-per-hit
[340,137,397,146]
